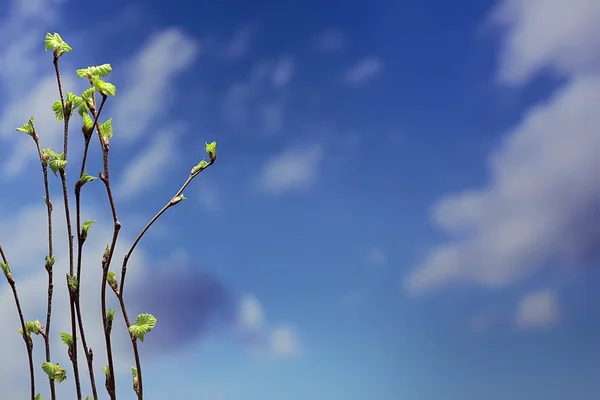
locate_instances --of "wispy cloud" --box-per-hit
[312,28,346,53]
[257,144,323,194]
[343,57,384,85]
[272,55,295,88]
[405,0,600,294]
[115,130,178,200]
[488,0,600,86]
[226,25,257,59]
[237,295,302,359]
[515,289,560,329]
[114,28,200,142]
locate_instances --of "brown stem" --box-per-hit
[31,128,57,400]
[71,95,107,400]
[53,55,81,400]
[0,245,36,400]
[119,157,215,296]
[91,97,120,399]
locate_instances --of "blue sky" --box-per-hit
[1,0,600,399]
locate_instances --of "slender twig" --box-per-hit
[90,96,120,399]
[30,125,57,400]
[115,156,215,399]
[53,54,82,400]
[71,95,107,400]
[0,245,35,400]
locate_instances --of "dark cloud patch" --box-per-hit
[127,263,234,356]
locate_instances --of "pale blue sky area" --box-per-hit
[1,0,600,399]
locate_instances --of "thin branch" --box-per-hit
[90,96,120,399]
[71,95,107,400]
[115,156,215,399]
[53,54,82,400]
[0,245,36,400]
[30,125,57,400]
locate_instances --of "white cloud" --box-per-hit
[366,246,387,266]
[406,76,600,293]
[270,327,300,358]
[313,28,346,53]
[405,1,600,294]
[343,57,384,85]
[237,296,301,359]
[114,28,199,142]
[272,55,295,88]
[515,289,560,329]
[239,295,264,332]
[489,0,600,86]
[115,130,177,199]
[226,25,256,59]
[258,144,323,194]
[0,73,81,177]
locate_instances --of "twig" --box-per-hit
[0,245,36,400]
[30,124,57,400]
[53,54,82,400]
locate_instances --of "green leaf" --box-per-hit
[107,308,116,322]
[66,92,83,117]
[76,64,112,79]
[102,366,110,377]
[0,261,10,276]
[79,171,96,186]
[81,87,95,109]
[59,332,73,347]
[99,118,113,139]
[43,149,67,175]
[131,367,138,379]
[128,313,157,342]
[45,256,55,269]
[52,101,64,122]
[82,113,93,133]
[44,33,72,55]
[191,159,208,175]
[25,319,43,335]
[16,117,35,137]
[82,220,95,235]
[35,394,44,400]
[42,362,67,383]
[91,76,116,97]
[106,271,117,287]
[205,141,217,161]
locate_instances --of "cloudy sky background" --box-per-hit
[1,0,600,399]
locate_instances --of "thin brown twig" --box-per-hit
[30,125,57,400]
[71,95,107,400]
[90,96,120,400]
[0,245,36,400]
[53,53,82,400]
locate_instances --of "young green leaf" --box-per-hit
[76,64,112,79]
[81,87,95,108]
[45,255,55,270]
[16,117,35,137]
[82,220,95,237]
[51,101,64,122]
[106,271,117,290]
[191,159,208,175]
[205,141,217,161]
[42,362,67,383]
[0,261,10,276]
[107,308,117,322]
[79,171,97,186]
[91,75,116,97]
[59,332,73,347]
[67,273,78,293]
[102,366,110,377]
[35,394,44,400]
[44,32,72,55]
[128,313,157,342]
[43,149,67,175]
[99,118,113,139]
[81,113,93,135]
